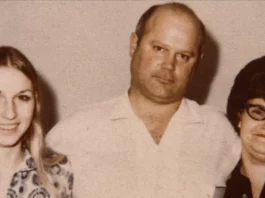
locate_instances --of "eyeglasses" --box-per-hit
[245,103,265,121]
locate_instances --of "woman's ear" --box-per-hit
[237,111,243,129]
[238,120,241,129]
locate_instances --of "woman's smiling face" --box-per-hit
[239,98,265,162]
[0,67,35,148]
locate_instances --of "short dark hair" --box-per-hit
[227,56,265,133]
[135,2,206,51]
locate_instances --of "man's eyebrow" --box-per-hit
[151,40,167,46]
[178,51,195,56]
[151,40,196,55]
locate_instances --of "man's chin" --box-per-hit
[145,93,182,105]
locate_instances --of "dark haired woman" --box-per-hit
[225,56,265,198]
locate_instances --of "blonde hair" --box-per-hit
[0,46,65,197]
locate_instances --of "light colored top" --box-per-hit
[46,94,241,198]
[6,150,73,198]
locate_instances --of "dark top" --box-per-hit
[224,161,265,198]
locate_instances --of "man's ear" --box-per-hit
[199,45,204,60]
[130,32,138,56]
[199,51,204,60]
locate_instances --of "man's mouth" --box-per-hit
[155,76,175,84]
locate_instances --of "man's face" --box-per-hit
[129,9,202,104]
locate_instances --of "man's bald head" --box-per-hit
[135,2,206,54]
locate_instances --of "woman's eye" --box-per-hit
[252,109,262,115]
[18,95,31,102]
[250,107,265,118]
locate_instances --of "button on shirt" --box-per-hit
[46,94,241,198]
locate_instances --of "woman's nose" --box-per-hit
[1,100,17,120]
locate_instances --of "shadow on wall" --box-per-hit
[38,74,59,134]
[186,31,219,104]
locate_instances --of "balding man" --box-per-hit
[47,2,240,197]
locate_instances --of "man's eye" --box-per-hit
[176,54,190,62]
[18,95,32,102]
[153,45,164,52]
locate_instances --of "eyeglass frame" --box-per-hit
[245,103,265,121]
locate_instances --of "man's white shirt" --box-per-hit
[46,94,241,198]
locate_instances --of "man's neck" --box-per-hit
[128,89,182,144]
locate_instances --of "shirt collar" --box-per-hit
[109,93,203,123]
[227,160,251,191]
[173,98,203,123]
[109,93,136,120]
[231,160,249,182]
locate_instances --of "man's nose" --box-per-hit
[162,54,175,70]
[1,100,17,120]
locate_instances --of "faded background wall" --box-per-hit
[0,1,265,131]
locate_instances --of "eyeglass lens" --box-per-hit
[246,104,265,121]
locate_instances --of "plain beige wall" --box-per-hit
[1,0,265,129]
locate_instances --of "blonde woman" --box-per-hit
[0,46,73,197]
